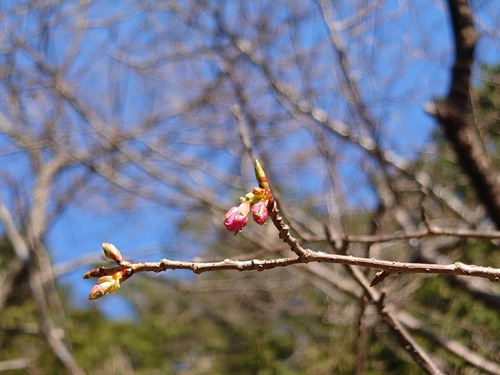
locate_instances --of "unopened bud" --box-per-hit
[224,201,250,235]
[88,274,120,300]
[102,243,124,264]
[254,159,269,190]
[251,200,269,225]
[87,269,133,300]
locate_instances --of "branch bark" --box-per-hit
[84,251,500,281]
[433,0,500,228]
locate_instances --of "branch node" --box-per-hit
[192,264,202,275]
[370,270,392,287]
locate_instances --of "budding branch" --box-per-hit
[85,248,500,283]
[84,161,500,300]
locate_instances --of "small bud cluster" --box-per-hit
[86,160,273,301]
[224,160,272,235]
[88,268,133,300]
[85,243,133,300]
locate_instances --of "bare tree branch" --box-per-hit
[0,358,32,372]
[431,0,500,228]
[301,258,500,373]
[400,313,500,375]
[305,225,500,245]
[84,217,500,283]
[331,241,445,374]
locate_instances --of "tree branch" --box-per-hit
[432,0,500,228]
[400,313,500,374]
[333,246,445,374]
[305,225,500,245]
[300,256,499,373]
[83,245,500,283]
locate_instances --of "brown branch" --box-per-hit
[376,295,445,374]
[83,246,500,283]
[341,256,445,374]
[417,244,500,310]
[267,200,308,258]
[305,225,500,245]
[301,258,499,373]
[85,198,500,283]
[433,0,500,228]
[400,313,500,374]
[328,231,500,373]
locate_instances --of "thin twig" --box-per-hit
[304,226,500,245]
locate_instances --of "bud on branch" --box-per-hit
[223,160,273,235]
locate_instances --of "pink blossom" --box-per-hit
[224,202,250,234]
[251,200,268,224]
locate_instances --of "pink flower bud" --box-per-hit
[224,202,250,234]
[87,269,133,300]
[88,275,120,300]
[251,200,268,224]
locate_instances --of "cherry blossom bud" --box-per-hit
[88,275,121,300]
[102,243,123,264]
[87,269,133,300]
[251,200,268,224]
[224,201,250,234]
